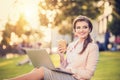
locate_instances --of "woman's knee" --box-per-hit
[32,67,44,79]
[31,66,44,74]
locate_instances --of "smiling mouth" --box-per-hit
[79,33,85,35]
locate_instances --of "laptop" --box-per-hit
[25,48,73,75]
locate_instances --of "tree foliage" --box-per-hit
[39,0,103,35]
[1,15,27,46]
[13,15,27,37]
[1,15,44,46]
[1,0,105,47]
[108,0,120,36]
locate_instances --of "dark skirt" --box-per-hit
[43,67,77,80]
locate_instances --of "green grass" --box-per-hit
[0,51,120,80]
[0,55,33,80]
[92,51,120,80]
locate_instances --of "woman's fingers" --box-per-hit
[57,39,67,55]
[58,47,65,54]
[72,74,81,79]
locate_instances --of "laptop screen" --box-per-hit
[26,48,55,69]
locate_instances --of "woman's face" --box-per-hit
[75,21,90,39]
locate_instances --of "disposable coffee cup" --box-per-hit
[58,39,67,50]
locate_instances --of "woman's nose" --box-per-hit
[79,28,84,32]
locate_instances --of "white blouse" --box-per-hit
[66,39,83,65]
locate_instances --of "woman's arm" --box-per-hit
[58,41,72,70]
[58,45,68,68]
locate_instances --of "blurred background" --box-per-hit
[0,0,120,56]
[0,0,120,80]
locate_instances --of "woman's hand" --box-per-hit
[57,40,67,57]
[72,74,81,80]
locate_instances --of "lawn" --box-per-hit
[0,51,120,80]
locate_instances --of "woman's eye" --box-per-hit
[83,26,88,29]
[76,26,80,29]
[76,26,88,29]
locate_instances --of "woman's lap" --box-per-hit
[43,67,76,80]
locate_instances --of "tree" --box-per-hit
[13,15,27,37]
[108,0,120,37]
[108,15,120,37]
[38,0,103,35]
[0,22,14,55]
[1,15,27,46]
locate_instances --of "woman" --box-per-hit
[6,15,99,80]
